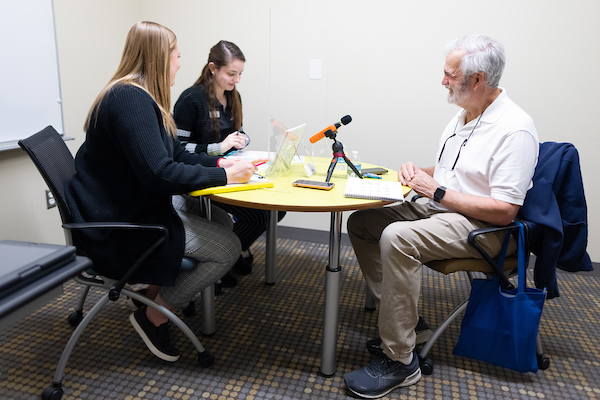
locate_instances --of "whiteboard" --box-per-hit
[0,0,63,150]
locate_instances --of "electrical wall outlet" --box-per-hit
[46,190,56,209]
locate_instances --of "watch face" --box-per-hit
[434,187,445,202]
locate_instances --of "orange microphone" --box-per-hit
[309,115,352,144]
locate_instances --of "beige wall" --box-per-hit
[1,0,598,261]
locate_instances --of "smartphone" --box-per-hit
[292,179,335,190]
[361,167,388,175]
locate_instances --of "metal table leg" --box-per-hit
[321,210,343,376]
[200,197,215,334]
[265,209,278,285]
[200,284,215,335]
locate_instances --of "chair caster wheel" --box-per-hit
[198,350,215,367]
[537,354,550,370]
[182,300,195,317]
[419,356,434,375]
[42,383,63,400]
[67,310,83,327]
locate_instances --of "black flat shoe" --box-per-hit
[220,272,238,288]
[232,255,252,275]
[129,306,180,362]
[214,282,223,296]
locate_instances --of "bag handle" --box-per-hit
[496,221,527,293]
[495,221,528,293]
[495,228,511,272]
[514,221,527,293]
[468,222,526,289]
[494,222,525,287]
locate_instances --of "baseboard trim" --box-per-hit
[274,226,352,247]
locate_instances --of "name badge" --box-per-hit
[209,111,220,119]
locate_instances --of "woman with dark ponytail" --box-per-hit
[174,41,285,285]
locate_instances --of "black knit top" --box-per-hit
[173,84,242,154]
[66,84,227,285]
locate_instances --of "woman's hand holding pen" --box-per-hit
[223,158,267,183]
[221,131,249,153]
[224,159,254,183]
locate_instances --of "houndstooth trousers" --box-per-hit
[159,195,241,308]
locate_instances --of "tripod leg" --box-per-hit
[325,157,338,182]
[342,155,363,178]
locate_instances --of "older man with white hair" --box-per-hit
[344,34,539,398]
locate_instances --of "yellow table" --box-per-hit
[192,157,410,376]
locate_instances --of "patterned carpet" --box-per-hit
[1,234,599,400]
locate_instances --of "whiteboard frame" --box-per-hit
[0,0,64,151]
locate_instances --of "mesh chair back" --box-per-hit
[18,126,76,224]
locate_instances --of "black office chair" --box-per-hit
[19,126,216,400]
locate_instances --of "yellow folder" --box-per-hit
[190,178,274,196]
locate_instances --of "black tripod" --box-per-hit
[324,133,363,182]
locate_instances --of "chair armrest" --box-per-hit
[409,195,527,288]
[63,222,169,300]
[467,222,520,245]
[467,222,528,289]
[63,221,168,232]
[468,222,528,254]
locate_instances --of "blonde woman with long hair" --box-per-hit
[66,21,265,362]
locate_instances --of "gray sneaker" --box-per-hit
[366,317,433,355]
[345,350,421,398]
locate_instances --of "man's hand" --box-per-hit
[398,162,420,185]
[406,170,439,199]
[399,162,438,198]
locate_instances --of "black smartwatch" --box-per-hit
[434,186,447,203]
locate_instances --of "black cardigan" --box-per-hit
[66,85,227,285]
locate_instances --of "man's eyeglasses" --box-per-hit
[438,113,483,171]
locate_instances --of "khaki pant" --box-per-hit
[347,201,515,362]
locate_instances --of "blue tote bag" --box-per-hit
[453,222,547,373]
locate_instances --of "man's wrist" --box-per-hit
[434,186,447,203]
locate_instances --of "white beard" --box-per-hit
[446,78,470,105]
